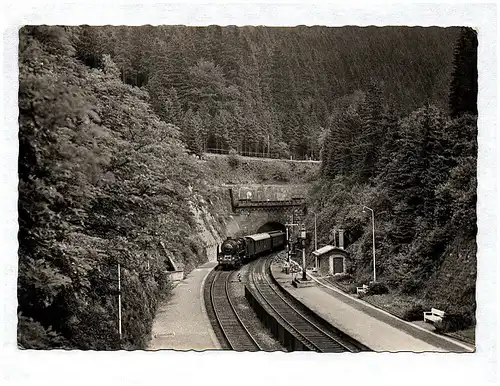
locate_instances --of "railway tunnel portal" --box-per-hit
[257,221,286,233]
[225,186,307,238]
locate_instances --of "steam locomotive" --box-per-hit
[217,230,286,269]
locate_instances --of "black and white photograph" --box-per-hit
[1,2,498,385]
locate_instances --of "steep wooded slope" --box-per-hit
[73,25,460,160]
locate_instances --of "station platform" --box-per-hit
[271,263,474,353]
[147,261,220,351]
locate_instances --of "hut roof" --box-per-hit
[312,245,349,257]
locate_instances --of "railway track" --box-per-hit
[250,256,370,353]
[205,268,262,351]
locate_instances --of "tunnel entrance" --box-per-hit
[257,222,286,233]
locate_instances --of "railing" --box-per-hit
[204,148,319,161]
[235,198,306,208]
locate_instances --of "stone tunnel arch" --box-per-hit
[225,210,293,237]
[257,221,286,233]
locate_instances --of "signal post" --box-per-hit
[290,224,314,288]
[285,222,299,266]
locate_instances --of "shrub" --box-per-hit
[228,149,239,169]
[332,273,353,283]
[18,315,70,349]
[272,168,290,182]
[400,278,422,295]
[402,304,426,321]
[346,283,359,294]
[367,282,389,295]
[436,313,473,333]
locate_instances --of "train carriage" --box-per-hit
[268,230,286,251]
[245,233,272,261]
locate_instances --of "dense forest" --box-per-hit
[17,25,477,348]
[309,27,477,329]
[74,25,460,160]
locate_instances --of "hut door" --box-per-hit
[333,257,344,274]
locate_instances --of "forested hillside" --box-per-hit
[307,27,477,331]
[17,26,229,349]
[73,25,460,160]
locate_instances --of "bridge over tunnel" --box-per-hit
[223,183,309,202]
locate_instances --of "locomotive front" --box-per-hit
[217,237,242,269]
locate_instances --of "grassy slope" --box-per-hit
[201,153,320,185]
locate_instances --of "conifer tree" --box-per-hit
[166,87,183,126]
[375,107,399,177]
[74,25,105,69]
[357,81,384,181]
[182,109,203,157]
[153,39,191,108]
[449,27,478,118]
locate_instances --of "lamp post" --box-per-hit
[362,205,376,283]
[300,224,307,281]
[314,213,318,251]
[313,212,318,269]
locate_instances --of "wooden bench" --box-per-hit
[423,308,445,324]
[356,284,369,295]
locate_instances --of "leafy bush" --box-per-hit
[271,167,290,182]
[333,273,353,283]
[402,304,426,321]
[18,315,69,349]
[227,149,240,169]
[436,312,474,333]
[367,282,389,295]
[346,283,359,294]
[400,278,422,295]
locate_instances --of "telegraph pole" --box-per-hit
[118,262,122,342]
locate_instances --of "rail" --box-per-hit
[209,270,261,351]
[269,263,371,352]
[248,256,365,352]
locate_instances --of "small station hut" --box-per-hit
[312,245,349,276]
